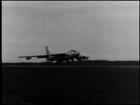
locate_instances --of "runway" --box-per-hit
[2,65,139,68]
[2,63,139,104]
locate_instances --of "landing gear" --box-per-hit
[76,61,79,65]
[55,61,60,65]
[66,61,71,65]
[55,61,71,65]
[55,60,62,65]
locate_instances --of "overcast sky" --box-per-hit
[2,1,139,62]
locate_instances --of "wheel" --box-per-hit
[55,61,60,65]
[66,61,71,65]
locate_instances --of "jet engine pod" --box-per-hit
[81,56,89,60]
[26,57,31,60]
[76,55,89,61]
[75,55,82,61]
[47,56,55,61]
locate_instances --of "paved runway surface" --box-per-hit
[2,64,139,104]
[2,65,139,68]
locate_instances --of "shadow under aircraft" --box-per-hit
[18,46,89,65]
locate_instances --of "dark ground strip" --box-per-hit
[2,65,139,104]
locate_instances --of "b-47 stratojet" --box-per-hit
[18,46,89,64]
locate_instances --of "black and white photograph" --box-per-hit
[2,1,139,104]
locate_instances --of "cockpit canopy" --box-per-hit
[66,50,79,55]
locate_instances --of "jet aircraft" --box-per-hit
[18,46,89,64]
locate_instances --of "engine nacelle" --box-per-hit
[46,56,55,61]
[81,56,89,60]
[26,57,31,60]
[76,55,89,61]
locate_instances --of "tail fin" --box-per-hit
[46,46,50,55]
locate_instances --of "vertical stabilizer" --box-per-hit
[46,46,50,55]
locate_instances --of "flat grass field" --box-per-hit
[2,64,139,104]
